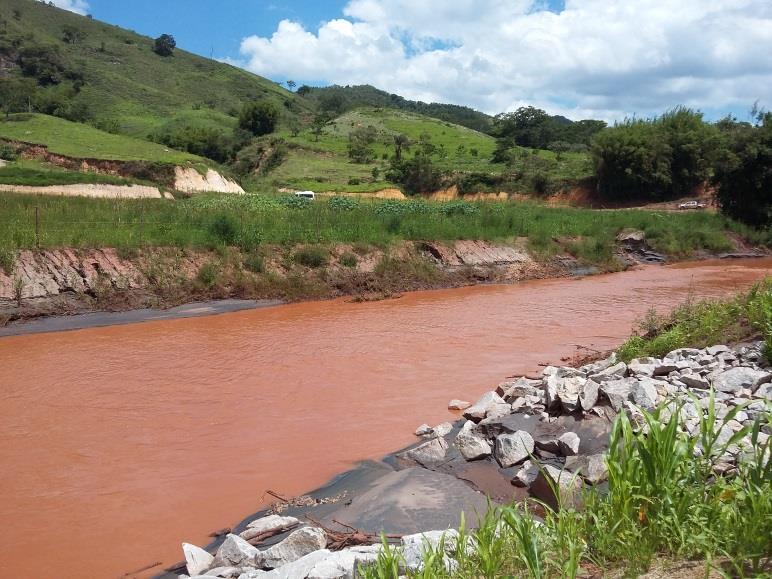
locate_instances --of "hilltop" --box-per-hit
[0,0,308,139]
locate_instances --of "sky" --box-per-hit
[51,0,771,122]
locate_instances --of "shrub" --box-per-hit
[196,262,218,287]
[347,177,361,186]
[294,246,328,268]
[243,252,265,274]
[340,252,358,268]
[153,34,176,57]
[208,213,238,245]
[328,196,359,211]
[239,100,279,137]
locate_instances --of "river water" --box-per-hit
[0,258,770,578]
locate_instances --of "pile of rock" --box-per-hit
[405,341,769,507]
[176,341,770,578]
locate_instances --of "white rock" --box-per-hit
[415,424,433,436]
[455,421,492,461]
[307,546,380,579]
[600,377,637,411]
[630,378,659,410]
[260,527,327,570]
[512,460,539,487]
[681,374,710,389]
[589,361,627,382]
[711,367,771,394]
[241,515,300,541]
[494,430,535,467]
[259,549,331,579]
[183,543,215,576]
[448,399,471,410]
[558,432,580,456]
[213,534,262,569]
[463,391,506,421]
[579,379,599,411]
[564,453,608,484]
[205,567,242,578]
[432,422,453,437]
[629,357,658,377]
[403,437,448,466]
[707,345,730,356]
[401,530,459,572]
[556,375,587,413]
[485,403,513,419]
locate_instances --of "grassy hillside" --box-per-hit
[302,84,493,133]
[0,113,201,163]
[0,0,308,138]
[262,107,593,193]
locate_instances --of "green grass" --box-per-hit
[267,108,593,194]
[362,395,771,578]
[618,278,772,362]
[0,158,140,186]
[0,114,200,163]
[0,192,744,268]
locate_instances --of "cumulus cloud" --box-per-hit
[237,0,772,120]
[48,0,90,15]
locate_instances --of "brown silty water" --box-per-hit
[0,258,770,578]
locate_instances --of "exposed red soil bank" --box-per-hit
[0,258,770,578]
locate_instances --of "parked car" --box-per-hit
[295,191,315,200]
[678,200,706,210]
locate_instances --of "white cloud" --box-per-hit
[237,0,772,121]
[48,0,90,15]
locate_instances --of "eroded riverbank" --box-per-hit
[0,258,770,578]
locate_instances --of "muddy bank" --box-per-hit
[1,259,770,579]
[0,240,570,327]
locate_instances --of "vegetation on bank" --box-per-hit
[0,158,141,187]
[0,193,760,266]
[618,278,772,364]
[361,285,771,579]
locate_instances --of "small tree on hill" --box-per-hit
[286,80,296,92]
[61,25,86,44]
[238,100,279,136]
[153,34,176,57]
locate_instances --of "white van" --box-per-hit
[295,191,315,200]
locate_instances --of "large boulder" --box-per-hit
[711,367,771,394]
[401,437,448,467]
[564,454,608,484]
[589,362,627,383]
[497,377,543,401]
[183,543,215,576]
[212,534,262,569]
[258,549,331,579]
[494,431,534,467]
[241,515,300,541]
[557,432,580,456]
[306,545,381,579]
[600,377,637,411]
[556,375,587,413]
[579,379,599,411]
[260,527,327,570]
[454,421,492,461]
[630,378,659,410]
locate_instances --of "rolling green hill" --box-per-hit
[0,0,309,139]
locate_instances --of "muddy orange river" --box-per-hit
[1,258,770,578]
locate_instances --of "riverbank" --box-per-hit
[2,261,770,578]
[1,231,768,331]
[169,282,772,579]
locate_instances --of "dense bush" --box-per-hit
[713,112,771,228]
[386,153,443,195]
[238,100,279,137]
[153,34,176,57]
[233,138,287,175]
[592,108,720,201]
[293,246,328,268]
[154,125,234,163]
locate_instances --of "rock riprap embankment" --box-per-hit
[175,341,770,579]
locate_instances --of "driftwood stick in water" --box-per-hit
[121,560,162,576]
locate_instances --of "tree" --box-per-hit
[0,78,36,118]
[153,34,176,57]
[238,100,279,136]
[17,44,67,85]
[286,80,296,92]
[296,85,312,97]
[61,25,86,44]
[493,106,554,149]
[311,112,332,142]
[393,133,410,161]
[713,112,771,228]
[347,125,377,163]
[288,116,301,137]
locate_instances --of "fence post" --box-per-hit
[35,206,40,249]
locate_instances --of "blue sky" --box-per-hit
[55,0,771,121]
[84,1,348,63]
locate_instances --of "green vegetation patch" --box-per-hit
[0,159,138,186]
[618,278,772,361]
[0,114,200,163]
